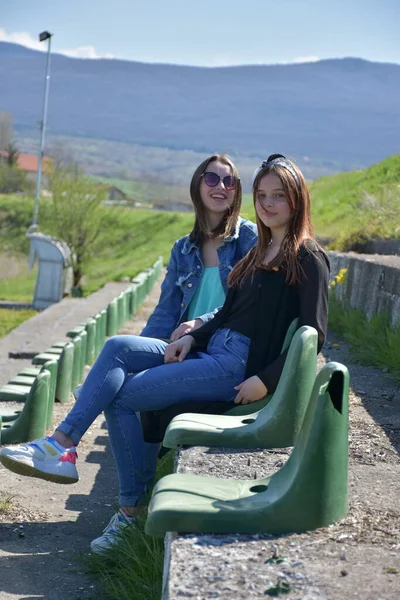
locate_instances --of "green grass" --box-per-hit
[329,294,400,382]
[0,194,195,299]
[92,175,190,206]
[311,154,400,246]
[0,493,14,514]
[0,268,37,302]
[1,153,400,300]
[0,308,37,339]
[83,451,174,600]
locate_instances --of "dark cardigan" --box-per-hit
[141,244,330,443]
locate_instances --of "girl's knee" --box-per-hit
[102,335,137,355]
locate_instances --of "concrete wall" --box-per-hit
[328,252,400,326]
[351,239,400,256]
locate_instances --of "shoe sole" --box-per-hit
[0,454,78,484]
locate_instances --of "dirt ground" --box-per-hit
[0,277,399,599]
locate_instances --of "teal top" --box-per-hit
[187,267,226,321]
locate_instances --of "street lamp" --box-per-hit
[31,30,53,232]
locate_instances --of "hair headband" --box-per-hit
[251,157,300,186]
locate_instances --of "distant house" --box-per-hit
[107,185,128,202]
[0,151,53,182]
[99,184,136,206]
[153,200,193,213]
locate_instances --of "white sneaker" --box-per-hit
[0,437,79,484]
[91,510,135,553]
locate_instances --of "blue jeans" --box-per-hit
[57,329,250,506]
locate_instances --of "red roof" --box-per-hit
[0,151,52,173]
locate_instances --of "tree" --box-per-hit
[43,166,107,288]
[0,111,13,151]
[5,141,19,167]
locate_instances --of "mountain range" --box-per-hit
[1,42,399,173]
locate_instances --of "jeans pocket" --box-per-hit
[222,330,250,367]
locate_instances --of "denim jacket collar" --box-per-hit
[181,218,242,255]
[182,236,198,255]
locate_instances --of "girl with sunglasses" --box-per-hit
[73,153,257,492]
[0,155,329,553]
[141,153,257,342]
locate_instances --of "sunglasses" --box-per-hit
[202,171,238,190]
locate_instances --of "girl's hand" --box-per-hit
[234,376,268,405]
[170,319,203,342]
[164,335,194,363]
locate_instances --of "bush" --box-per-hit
[0,163,27,194]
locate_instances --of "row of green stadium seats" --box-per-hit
[0,257,163,445]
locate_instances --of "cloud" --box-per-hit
[0,28,114,59]
[292,56,320,64]
[59,46,114,59]
[209,54,321,67]
[0,27,43,51]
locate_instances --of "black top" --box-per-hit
[141,242,330,443]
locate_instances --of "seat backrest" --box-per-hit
[254,326,318,446]
[280,318,299,353]
[267,362,350,525]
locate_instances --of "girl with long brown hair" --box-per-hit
[0,155,329,553]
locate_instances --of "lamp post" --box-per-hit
[31,30,53,232]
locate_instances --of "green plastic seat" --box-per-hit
[132,274,147,307]
[115,294,125,330]
[62,330,86,383]
[143,267,155,294]
[66,325,86,338]
[224,318,299,417]
[100,308,107,346]
[32,342,74,403]
[0,384,30,402]
[130,283,140,316]
[93,312,106,358]
[76,318,96,365]
[153,256,163,278]
[43,336,83,392]
[0,371,51,445]
[129,285,137,318]
[163,325,317,450]
[122,292,130,324]
[5,375,35,386]
[45,337,81,392]
[107,299,119,336]
[145,362,350,538]
[8,360,58,428]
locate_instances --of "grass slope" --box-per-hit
[0,308,37,338]
[0,194,194,299]
[310,153,400,245]
[92,175,191,206]
[1,153,399,300]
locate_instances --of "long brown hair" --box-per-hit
[229,156,316,287]
[189,154,242,244]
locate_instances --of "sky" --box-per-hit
[1,0,399,66]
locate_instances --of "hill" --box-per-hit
[310,154,400,245]
[1,42,400,176]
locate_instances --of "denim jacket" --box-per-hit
[141,217,258,339]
